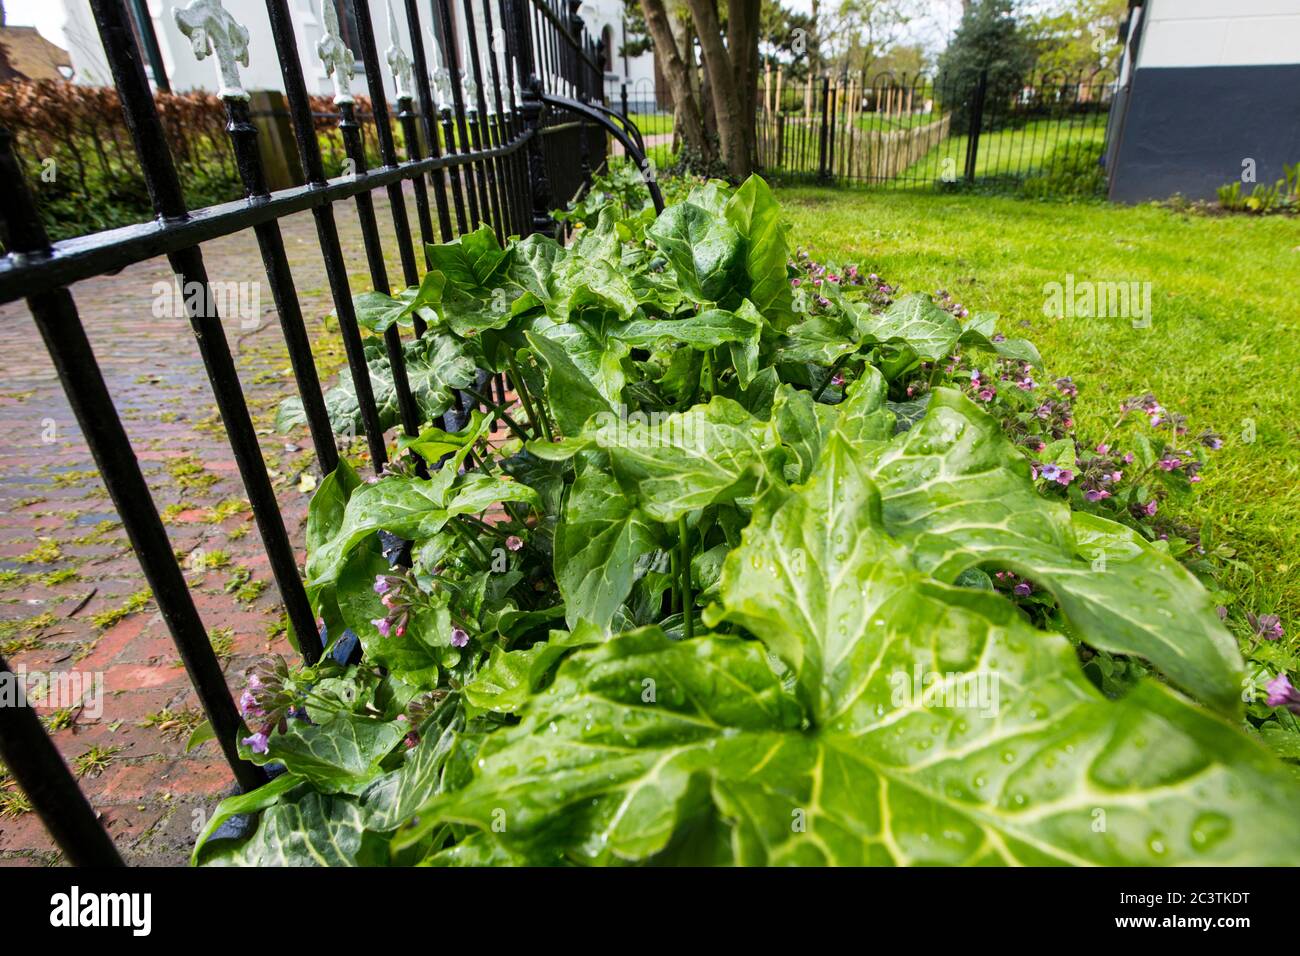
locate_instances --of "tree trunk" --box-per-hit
[683,0,750,178]
[728,0,760,171]
[637,0,713,165]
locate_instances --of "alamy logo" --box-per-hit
[889,663,1000,718]
[1042,273,1151,328]
[49,886,151,936]
[0,665,103,718]
[152,273,261,329]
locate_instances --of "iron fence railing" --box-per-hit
[0,0,655,867]
[604,67,1117,190]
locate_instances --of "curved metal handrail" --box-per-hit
[584,99,647,156]
[540,92,665,213]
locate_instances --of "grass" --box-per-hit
[627,111,672,137]
[774,184,1300,669]
[897,114,1108,186]
[762,114,1108,188]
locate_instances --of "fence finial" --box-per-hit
[173,0,250,101]
[430,29,452,111]
[461,35,478,111]
[318,0,355,104]
[385,0,413,100]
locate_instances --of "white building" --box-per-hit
[1105,0,1300,201]
[59,0,654,103]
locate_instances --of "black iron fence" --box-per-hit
[604,67,1116,190]
[760,68,1116,188]
[0,0,654,866]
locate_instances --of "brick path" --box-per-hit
[0,188,428,865]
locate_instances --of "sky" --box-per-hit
[3,0,68,48]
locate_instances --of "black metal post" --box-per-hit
[264,0,390,472]
[336,98,424,441]
[434,0,485,226]
[126,0,170,93]
[402,0,456,243]
[817,74,830,181]
[89,0,322,667]
[0,655,124,865]
[964,68,988,184]
[506,0,555,237]
[0,124,266,791]
[224,97,340,480]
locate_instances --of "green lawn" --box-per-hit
[628,111,673,137]
[896,115,1108,185]
[775,184,1300,672]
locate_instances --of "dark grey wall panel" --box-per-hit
[1108,64,1300,203]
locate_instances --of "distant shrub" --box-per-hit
[1217,162,1298,215]
[1021,138,1106,200]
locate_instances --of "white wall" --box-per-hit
[1138,0,1300,68]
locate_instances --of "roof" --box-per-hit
[0,26,73,83]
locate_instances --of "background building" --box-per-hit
[1106,0,1300,202]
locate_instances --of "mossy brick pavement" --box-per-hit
[0,185,446,865]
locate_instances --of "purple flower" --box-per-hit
[374,574,392,595]
[506,535,524,552]
[1141,500,1158,517]
[1017,376,1036,391]
[1038,464,1061,482]
[403,732,420,750]
[1266,674,1300,714]
[450,626,469,648]
[1053,377,1078,398]
[242,732,270,755]
[372,617,392,638]
[1249,613,1285,642]
[1096,443,1109,455]
[238,689,265,719]
[831,371,845,387]
[1157,457,1181,471]
[791,278,801,288]
[1084,489,1111,501]
[977,387,995,402]
[1013,582,1032,597]
[1055,469,1074,486]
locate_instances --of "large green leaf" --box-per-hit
[854,292,963,362]
[587,395,784,523]
[862,388,1243,713]
[724,175,795,322]
[553,456,659,631]
[239,712,405,795]
[647,201,746,305]
[336,548,443,687]
[205,792,370,866]
[308,470,538,587]
[525,330,613,436]
[397,438,1300,865]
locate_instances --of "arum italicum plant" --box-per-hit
[199,170,1300,866]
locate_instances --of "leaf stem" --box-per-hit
[813,353,850,402]
[678,514,693,640]
[504,351,544,439]
[462,387,532,444]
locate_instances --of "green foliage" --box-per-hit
[1021,139,1106,200]
[1217,163,1299,215]
[198,174,1300,867]
[937,0,1037,134]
